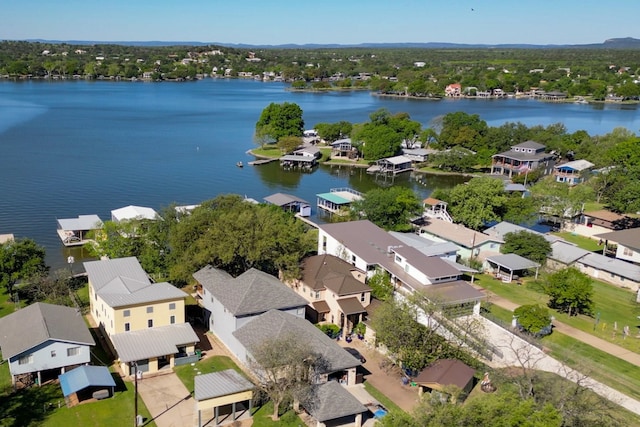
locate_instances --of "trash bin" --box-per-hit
[195,349,202,359]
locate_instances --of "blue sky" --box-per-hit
[1,0,637,46]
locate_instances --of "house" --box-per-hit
[289,254,371,331]
[595,228,640,265]
[389,231,459,263]
[547,241,640,291]
[445,83,462,97]
[56,214,104,246]
[414,359,475,400]
[402,148,433,162]
[84,257,199,375]
[110,205,158,222]
[419,218,503,261]
[304,381,368,427]
[330,138,356,158]
[316,188,363,216]
[491,141,556,178]
[570,210,640,238]
[318,220,484,314]
[264,193,311,217]
[193,266,308,359]
[232,309,362,386]
[0,302,95,389]
[554,159,594,185]
[58,365,116,407]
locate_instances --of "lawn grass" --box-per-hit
[251,401,302,427]
[363,382,403,413]
[174,354,243,393]
[552,231,603,251]
[0,289,20,318]
[250,146,282,158]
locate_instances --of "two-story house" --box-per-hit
[491,140,556,178]
[193,266,308,358]
[288,254,371,332]
[84,257,199,375]
[553,159,594,185]
[318,220,483,314]
[0,302,95,389]
[193,266,362,386]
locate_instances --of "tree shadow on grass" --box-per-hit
[0,383,64,427]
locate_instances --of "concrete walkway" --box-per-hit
[481,288,640,367]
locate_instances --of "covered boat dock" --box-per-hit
[56,214,104,246]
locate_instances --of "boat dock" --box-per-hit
[248,158,278,166]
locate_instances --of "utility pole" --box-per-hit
[133,362,139,427]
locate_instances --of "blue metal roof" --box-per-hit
[59,365,115,397]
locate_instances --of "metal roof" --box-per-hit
[579,253,640,281]
[280,154,315,162]
[0,302,95,360]
[420,219,503,248]
[483,221,562,244]
[389,231,460,257]
[316,192,350,205]
[264,192,309,207]
[393,245,460,279]
[306,381,367,422]
[554,159,594,171]
[194,369,253,401]
[84,257,150,291]
[549,241,590,265]
[378,155,412,165]
[57,214,104,231]
[486,253,541,271]
[233,310,361,373]
[59,365,115,397]
[193,266,307,317]
[99,281,188,308]
[111,205,158,222]
[111,323,199,363]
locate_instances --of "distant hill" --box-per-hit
[22,37,640,49]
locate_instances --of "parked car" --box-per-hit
[344,347,366,363]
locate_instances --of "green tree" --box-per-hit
[544,268,594,317]
[0,238,48,296]
[277,135,302,154]
[314,121,352,142]
[351,187,421,231]
[438,112,489,152]
[255,102,304,142]
[514,304,552,336]
[351,109,422,160]
[445,177,508,230]
[366,271,394,301]
[501,231,551,265]
[429,147,477,172]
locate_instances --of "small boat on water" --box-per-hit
[237,161,243,168]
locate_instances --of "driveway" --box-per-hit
[137,372,195,427]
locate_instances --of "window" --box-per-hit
[170,315,176,324]
[67,347,80,357]
[125,323,130,331]
[123,310,130,317]
[51,350,56,358]
[351,255,356,264]
[18,354,33,365]
[624,247,633,256]
[148,319,153,328]
[361,292,366,302]
[395,255,402,263]
[169,303,176,310]
[322,236,327,251]
[146,306,154,313]
[315,291,320,299]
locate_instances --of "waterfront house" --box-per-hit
[84,257,199,375]
[318,220,483,314]
[193,266,308,358]
[445,83,462,97]
[368,155,413,175]
[264,192,311,217]
[569,209,640,238]
[288,254,371,331]
[490,141,556,178]
[316,188,363,216]
[330,138,356,159]
[553,159,594,185]
[56,214,104,246]
[0,302,95,389]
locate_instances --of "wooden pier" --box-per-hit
[248,158,278,166]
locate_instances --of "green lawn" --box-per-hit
[250,146,282,158]
[552,231,603,251]
[174,354,243,393]
[363,382,403,413]
[0,290,20,319]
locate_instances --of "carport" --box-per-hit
[194,369,254,427]
[485,253,540,283]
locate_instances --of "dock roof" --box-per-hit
[57,214,103,231]
[111,205,158,222]
[264,193,308,207]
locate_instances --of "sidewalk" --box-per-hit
[481,289,640,368]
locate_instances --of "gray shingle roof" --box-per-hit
[483,221,562,244]
[301,254,370,295]
[0,302,95,360]
[595,227,640,252]
[392,245,460,279]
[84,257,188,307]
[193,266,307,316]
[233,310,361,373]
[111,323,199,363]
[194,369,253,401]
[306,381,367,422]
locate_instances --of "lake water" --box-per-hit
[1,79,639,270]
